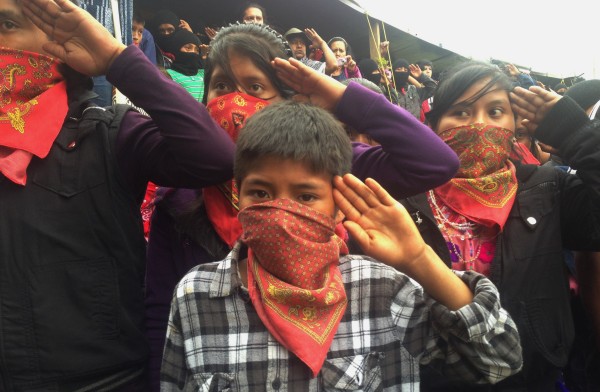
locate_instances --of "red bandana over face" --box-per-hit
[434,123,517,229]
[238,199,349,377]
[203,92,270,246]
[0,47,68,185]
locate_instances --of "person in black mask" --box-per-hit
[389,59,437,121]
[162,29,205,102]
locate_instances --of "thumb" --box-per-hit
[42,42,67,62]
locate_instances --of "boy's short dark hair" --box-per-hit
[234,101,353,184]
[133,12,145,25]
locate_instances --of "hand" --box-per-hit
[409,63,422,79]
[272,57,345,111]
[345,55,356,71]
[379,41,389,55]
[21,0,125,76]
[200,44,209,59]
[179,19,192,32]
[505,63,520,77]
[304,28,324,49]
[333,174,427,272]
[510,86,562,134]
[204,26,218,40]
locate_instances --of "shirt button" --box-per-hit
[67,141,77,149]
[272,377,281,390]
[526,217,537,225]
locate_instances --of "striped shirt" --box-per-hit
[167,69,205,102]
[161,242,522,391]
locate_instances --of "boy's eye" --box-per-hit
[1,20,18,31]
[298,194,316,203]
[251,190,270,199]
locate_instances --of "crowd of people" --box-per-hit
[1,0,599,391]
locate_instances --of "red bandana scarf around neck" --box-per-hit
[238,198,349,378]
[434,123,517,229]
[0,47,68,185]
[203,92,270,246]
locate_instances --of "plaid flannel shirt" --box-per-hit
[161,242,522,391]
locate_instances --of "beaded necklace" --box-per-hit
[428,190,481,270]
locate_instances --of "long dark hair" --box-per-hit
[202,22,294,103]
[426,61,514,131]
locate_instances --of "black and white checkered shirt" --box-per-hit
[161,242,522,391]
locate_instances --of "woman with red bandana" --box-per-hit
[144,22,461,391]
[399,61,600,391]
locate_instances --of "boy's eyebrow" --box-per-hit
[244,178,323,190]
[0,10,22,20]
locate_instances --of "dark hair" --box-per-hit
[426,61,514,131]
[417,59,432,69]
[328,36,353,56]
[203,23,293,103]
[132,12,145,25]
[234,101,353,184]
[239,2,267,24]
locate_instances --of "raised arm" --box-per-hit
[22,0,235,192]
[333,174,522,383]
[273,58,459,199]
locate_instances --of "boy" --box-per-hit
[160,101,523,390]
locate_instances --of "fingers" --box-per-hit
[364,178,396,207]
[333,174,382,216]
[21,0,64,36]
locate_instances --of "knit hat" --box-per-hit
[564,80,600,111]
[284,28,309,46]
[160,29,200,55]
[149,9,180,35]
[357,58,381,86]
[554,83,567,91]
[392,59,410,71]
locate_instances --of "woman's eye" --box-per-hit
[490,108,504,116]
[249,84,263,92]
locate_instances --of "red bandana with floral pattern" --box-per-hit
[434,123,517,229]
[0,47,68,185]
[203,92,269,246]
[238,199,348,377]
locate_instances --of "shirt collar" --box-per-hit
[209,241,245,298]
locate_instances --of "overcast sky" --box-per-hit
[358,0,597,79]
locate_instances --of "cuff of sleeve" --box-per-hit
[535,96,590,149]
[430,271,502,341]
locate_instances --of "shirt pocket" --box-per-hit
[193,372,236,392]
[321,352,384,391]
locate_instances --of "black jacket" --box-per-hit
[0,92,147,391]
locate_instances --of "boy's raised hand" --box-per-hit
[272,57,345,112]
[333,174,427,272]
[21,0,126,76]
[334,174,474,310]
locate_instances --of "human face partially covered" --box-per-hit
[422,64,433,78]
[242,7,263,25]
[180,42,199,54]
[288,37,306,60]
[238,156,336,218]
[0,0,52,55]
[207,51,283,102]
[435,78,515,134]
[158,23,175,36]
[132,21,144,46]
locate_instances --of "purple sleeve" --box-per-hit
[106,46,235,192]
[337,82,459,199]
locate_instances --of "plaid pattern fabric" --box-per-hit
[301,58,327,73]
[161,242,522,391]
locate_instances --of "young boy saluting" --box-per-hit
[161,101,523,390]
